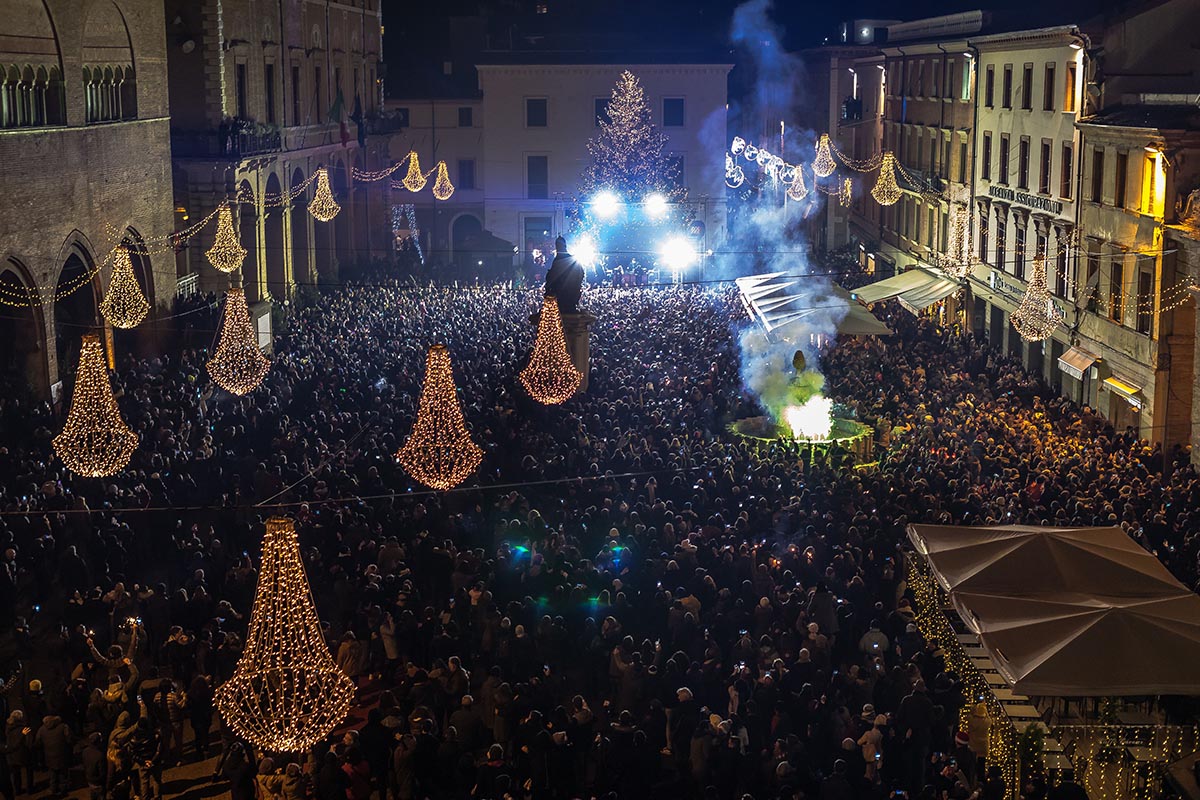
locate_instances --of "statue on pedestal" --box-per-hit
[544,236,584,314]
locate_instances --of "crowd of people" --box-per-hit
[0,258,1193,800]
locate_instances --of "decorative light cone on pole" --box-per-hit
[208,287,270,395]
[840,178,853,207]
[308,167,340,222]
[53,334,138,477]
[871,152,903,206]
[206,205,247,273]
[520,295,583,405]
[1011,252,1064,342]
[786,166,809,201]
[813,133,837,178]
[99,245,150,329]
[401,152,427,192]
[431,161,455,200]
[396,344,483,490]
[215,516,355,754]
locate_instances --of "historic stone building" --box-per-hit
[0,0,175,401]
[167,0,392,343]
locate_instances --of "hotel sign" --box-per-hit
[988,185,1064,215]
[986,269,1068,318]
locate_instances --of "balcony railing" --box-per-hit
[172,121,282,159]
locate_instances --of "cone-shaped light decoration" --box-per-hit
[520,295,583,405]
[840,177,853,207]
[401,151,427,192]
[431,161,455,200]
[813,134,837,178]
[871,152,903,207]
[215,517,355,754]
[206,205,247,273]
[1011,252,1064,342]
[308,168,340,222]
[208,287,270,395]
[786,166,809,201]
[396,344,483,490]
[942,205,972,279]
[53,334,138,477]
[99,245,150,329]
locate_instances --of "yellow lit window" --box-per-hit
[1141,151,1165,217]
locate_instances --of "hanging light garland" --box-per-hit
[215,516,356,754]
[206,205,247,273]
[308,168,340,222]
[520,295,583,405]
[99,245,150,329]
[53,334,138,477]
[870,152,903,207]
[431,161,455,200]
[840,177,853,207]
[208,287,270,395]
[1011,252,1065,342]
[396,344,483,490]
[813,134,837,178]
[401,152,427,192]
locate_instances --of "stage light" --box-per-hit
[573,236,599,268]
[644,193,668,219]
[591,190,621,219]
[659,236,695,272]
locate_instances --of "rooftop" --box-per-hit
[1079,104,1200,132]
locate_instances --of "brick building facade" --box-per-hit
[167,0,392,343]
[0,0,175,400]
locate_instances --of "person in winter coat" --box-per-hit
[255,758,284,800]
[188,674,214,759]
[857,714,887,783]
[314,751,347,800]
[4,711,32,795]
[81,732,107,800]
[216,741,255,800]
[128,717,163,800]
[34,715,73,795]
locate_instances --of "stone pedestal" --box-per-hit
[561,311,598,393]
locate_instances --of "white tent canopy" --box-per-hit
[735,273,893,338]
[908,524,1200,696]
[849,267,961,315]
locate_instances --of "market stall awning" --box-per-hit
[907,524,1200,696]
[1057,346,1098,381]
[897,275,962,315]
[735,273,892,338]
[1103,376,1145,410]
[844,271,936,304]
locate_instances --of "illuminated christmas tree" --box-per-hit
[581,71,682,203]
[216,517,355,753]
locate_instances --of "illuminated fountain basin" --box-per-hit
[730,401,874,463]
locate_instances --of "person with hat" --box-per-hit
[953,728,978,786]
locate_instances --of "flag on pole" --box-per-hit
[328,88,349,147]
[350,94,366,148]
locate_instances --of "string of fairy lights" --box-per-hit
[215,516,357,753]
[520,295,583,405]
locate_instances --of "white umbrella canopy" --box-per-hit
[908,524,1200,697]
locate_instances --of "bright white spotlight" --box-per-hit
[659,236,696,273]
[591,190,621,219]
[644,193,668,219]
[572,236,598,268]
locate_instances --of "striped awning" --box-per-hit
[1057,346,1098,381]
